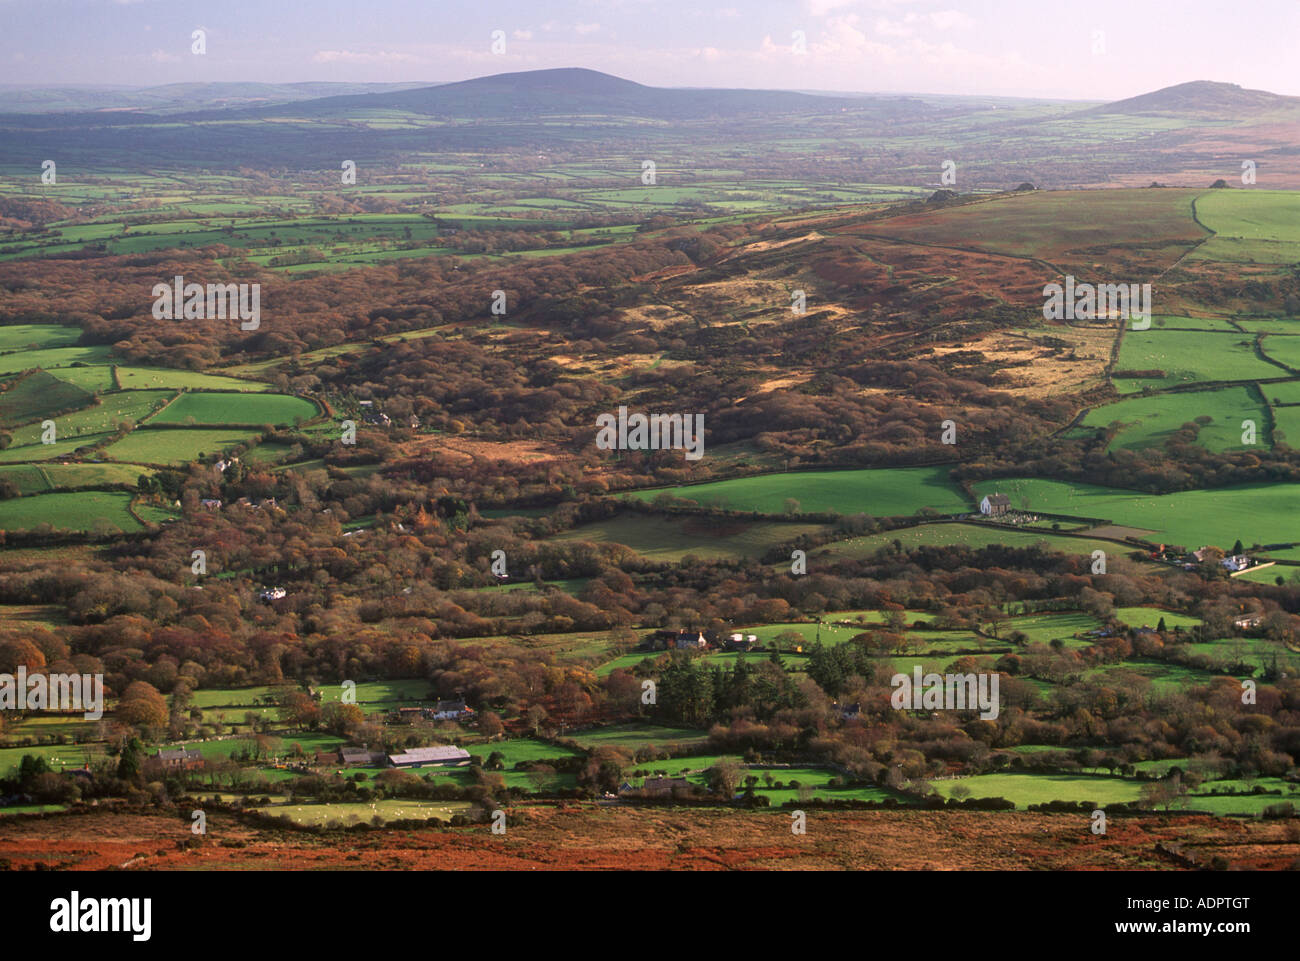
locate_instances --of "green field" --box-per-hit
[0,461,152,494]
[0,346,114,376]
[181,686,296,709]
[315,680,432,704]
[1003,612,1103,644]
[934,772,1145,806]
[1079,387,1267,452]
[1259,336,1300,373]
[0,371,93,427]
[813,522,1125,560]
[625,466,969,517]
[251,799,474,826]
[1113,330,1281,392]
[1192,189,1300,264]
[552,513,829,561]
[0,324,82,351]
[114,367,270,392]
[566,723,711,750]
[149,391,317,426]
[103,427,261,466]
[470,737,582,766]
[0,490,141,532]
[0,743,105,777]
[971,477,1300,549]
[1112,607,1199,630]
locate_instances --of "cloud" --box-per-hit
[512,30,533,41]
[806,0,858,15]
[574,22,601,35]
[874,10,975,38]
[312,49,421,64]
[927,10,974,30]
[149,49,181,63]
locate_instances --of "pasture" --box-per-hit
[149,391,317,426]
[1113,330,1280,392]
[1079,386,1267,452]
[0,346,114,376]
[102,427,261,465]
[1191,189,1300,264]
[0,490,141,532]
[971,477,1300,549]
[565,723,711,750]
[933,772,1145,806]
[0,371,93,427]
[1259,336,1300,372]
[252,799,474,826]
[1112,607,1199,630]
[0,324,81,351]
[813,522,1124,560]
[0,462,152,493]
[624,466,969,517]
[114,367,270,391]
[551,512,829,561]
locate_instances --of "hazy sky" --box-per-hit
[3,0,1298,101]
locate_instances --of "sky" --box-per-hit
[2,0,1298,101]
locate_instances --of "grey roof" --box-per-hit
[984,493,1010,505]
[388,746,471,765]
[155,748,202,762]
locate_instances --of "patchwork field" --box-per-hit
[0,461,152,493]
[812,522,1127,561]
[0,490,142,532]
[251,800,475,826]
[102,427,261,466]
[626,466,970,517]
[1079,386,1267,452]
[0,370,92,427]
[1113,330,1282,392]
[552,513,829,561]
[149,391,318,426]
[972,477,1300,549]
[1191,189,1300,263]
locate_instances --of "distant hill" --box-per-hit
[254,67,905,120]
[1087,80,1297,116]
[0,81,434,114]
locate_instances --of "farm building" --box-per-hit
[726,633,759,651]
[979,493,1010,517]
[673,630,709,650]
[644,629,713,651]
[339,747,385,766]
[386,746,471,768]
[154,747,204,770]
[1233,613,1264,630]
[430,698,472,721]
